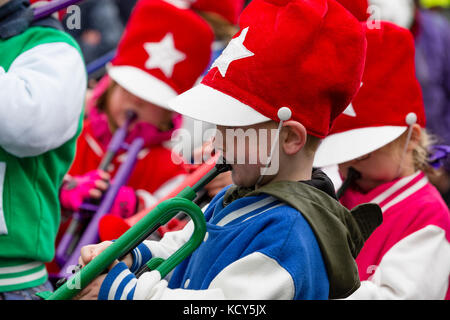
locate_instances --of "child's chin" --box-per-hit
[231,169,257,188]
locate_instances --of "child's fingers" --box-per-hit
[205,172,233,190]
[206,178,226,189]
[208,187,224,198]
[89,189,103,199]
[94,179,109,191]
[79,245,96,266]
[73,275,106,300]
[88,180,109,199]
[78,242,113,267]
[97,170,111,181]
[92,241,113,258]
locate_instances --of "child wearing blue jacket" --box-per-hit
[76,0,381,300]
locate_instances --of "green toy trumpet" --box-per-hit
[36,161,231,300]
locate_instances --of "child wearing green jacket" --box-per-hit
[0,0,86,299]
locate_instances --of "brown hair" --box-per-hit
[304,134,322,157]
[194,10,239,42]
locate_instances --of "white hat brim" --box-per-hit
[168,83,271,126]
[313,126,408,168]
[107,65,178,110]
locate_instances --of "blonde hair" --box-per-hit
[413,128,438,175]
[392,127,438,175]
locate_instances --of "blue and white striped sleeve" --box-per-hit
[129,242,152,273]
[99,262,225,300]
[98,262,138,300]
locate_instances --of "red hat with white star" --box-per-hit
[314,22,426,167]
[107,0,214,109]
[169,0,367,138]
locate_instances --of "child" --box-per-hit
[75,0,382,300]
[60,0,214,219]
[0,0,86,299]
[369,0,450,206]
[313,21,450,299]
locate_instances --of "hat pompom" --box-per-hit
[406,112,418,126]
[278,107,292,121]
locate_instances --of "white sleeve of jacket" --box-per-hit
[0,42,86,157]
[144,219,195,259]
[128,220,196,273]
[135,174,188,208]
[346,225,450,300]
[132,252,294,300]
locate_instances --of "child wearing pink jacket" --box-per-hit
[314,21,450,299]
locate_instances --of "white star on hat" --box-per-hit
[211,27,255,77]
[343,103,357,117]
[144,33,187,78]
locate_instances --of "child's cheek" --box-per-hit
[107,88,128,127]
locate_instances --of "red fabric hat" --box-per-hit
[335,0,369,21]
[108,0,214,109]
[314,22,426,167]
[192,0,245,24]
[169,0,367,138]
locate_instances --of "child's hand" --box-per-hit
[78,241,114,267]
[205,171,233,198]
[78,241,133,269]
[75,241,134,300]
[60,170,110,211]
[73,274,107,300]
[75,242,114,300]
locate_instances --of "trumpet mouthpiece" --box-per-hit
[125,110,138,122]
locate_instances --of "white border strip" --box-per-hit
[369,171,422,205]
[380,176,428,212]
[0,265,46,287]
[0,162,8,235]
[0,261,43,275]
[216,197,278,227]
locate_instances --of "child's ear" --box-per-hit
[281,121,307,155]
[408,124,422,151]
